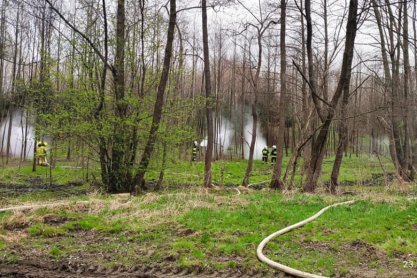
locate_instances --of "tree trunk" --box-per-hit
[134,0,177,192]
[156,142,167,190]
[242,32,263,186]
[402,0,413,180]
[202,0,214,188]
[329,80,351,193]
[271,0,287,190]
[240,41,247,160]
[242,102,257,186]
[304,0,358,192]
[0,0,6,105]
[108,0,128,193]
[372,0,411,181]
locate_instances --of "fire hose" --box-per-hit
[257,200,356,278]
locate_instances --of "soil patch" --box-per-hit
[3,212,30,230]
[297,239,417,278]
[0,181,84,193]
[0,180,87,199]
[0,260,291,278]
[43,215,68,225]
[325,173,395,187]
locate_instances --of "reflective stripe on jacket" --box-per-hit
[36,146,47,157]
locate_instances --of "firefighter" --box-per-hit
[262,146,269,162]
[36,141,49,166]
[271,145,277,163]
[192,141,198,162]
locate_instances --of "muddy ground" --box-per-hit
[0,226,289,278]
[0,179,87,196]
[0,182,290,278]
[0,260,293,278]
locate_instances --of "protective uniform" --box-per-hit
[36,141,49,166]
[271,145,277,163]
[192,141,198,162]
[262,147,269,162]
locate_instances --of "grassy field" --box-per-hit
[144,154,394,187]
[0,154,394,187]
[0,187,416,277]
[0,154,393,206]
[0,155,415,277]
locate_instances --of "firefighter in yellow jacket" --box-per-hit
[36,141,49,166]
[192,141,198,162]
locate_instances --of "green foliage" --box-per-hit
[38,87,100,140]
[27,223,66,237]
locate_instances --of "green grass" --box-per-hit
[0,153,394,191]
[0,160,92,206]
[144,154,394,187]
[0,162,88,186]
[70,214,126,234]
[0,154,411,276]
[50,246,62,257]
[27,223,66,237]
[1,187,416,276]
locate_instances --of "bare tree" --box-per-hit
[270,0,287,190]
[202,0,214,188]
[372,0,415,181]
[134,0,177,192]
[303,0,359,192]
[238,1,277,187]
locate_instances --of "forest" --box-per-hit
[0,0,416,277]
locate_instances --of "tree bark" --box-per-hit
[134,0,177,192]
[371,0,412,181]
[329,79,350,193]
[202,0,214,188]
[108,0,127,193]
[271,0,287,190]
[0,0,6,106]
[242,32,263,187]
[401,0,413,180]
[304,0,358,192]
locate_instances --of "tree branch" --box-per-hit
[44,0,114,73]
[292,60,331,107]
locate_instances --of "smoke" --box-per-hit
[243,116,267,160]
[217,116,234,152]
[200,111,267,161]
[0,110,34,159]
[198,115,234,151]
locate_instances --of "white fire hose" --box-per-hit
[257,200,356,278]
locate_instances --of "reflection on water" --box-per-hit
[0,109,34,159]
